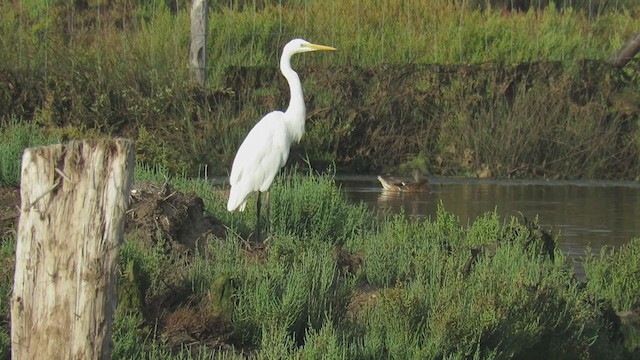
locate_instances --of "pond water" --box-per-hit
[336,176,640,263]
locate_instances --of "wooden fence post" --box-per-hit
[190,0,209,85]
[11,139,134,359]
[609,30,640,67]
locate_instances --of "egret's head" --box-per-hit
[285,39,337,55]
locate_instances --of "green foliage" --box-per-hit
[434,64,640,178]
[297,322,347,359]
[348,206,620,358]
[584,238,640,311]
[233,236,354,346]
[1,1,640,178]
[0,237,15,360]
[111,311,151,359]
[269,171,373,244]
[118,235,172,306]
[0,120,60,187]
[0,170,635,358]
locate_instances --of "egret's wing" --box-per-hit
[227,112,290,211]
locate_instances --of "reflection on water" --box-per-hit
[337,177,640,259]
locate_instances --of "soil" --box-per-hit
[126,181,227,257]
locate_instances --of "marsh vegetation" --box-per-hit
[1,1,640,358]
[0,123,639,358]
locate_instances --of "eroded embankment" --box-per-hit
[2,60,639,178]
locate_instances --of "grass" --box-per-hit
[0,120,61,187]
[0,237,15,359]
[583,238,640,312]
[1,2,640,178]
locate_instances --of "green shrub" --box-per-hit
[348,207,623,358]
[269,171,373,244]
[584,238,640,311]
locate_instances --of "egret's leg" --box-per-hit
[255,192,262,241]
[265,190,271,237]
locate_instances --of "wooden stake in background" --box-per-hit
[11,139,134,360]
[190,0,209,85]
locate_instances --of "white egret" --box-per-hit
[226,38,336,240]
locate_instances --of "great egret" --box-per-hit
[377,169,430,193]
[226,38,336,240]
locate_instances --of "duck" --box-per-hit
[377,169,430,193]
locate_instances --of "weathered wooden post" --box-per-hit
[190,0,209,85]
[11,139,134,359]
[609,30,640,67]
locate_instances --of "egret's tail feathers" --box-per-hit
[227,188,249,212]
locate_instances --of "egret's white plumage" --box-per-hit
[227,39,336,214]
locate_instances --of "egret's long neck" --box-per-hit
[280,54,306,143]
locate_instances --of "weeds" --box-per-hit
[0,236,15,359]
[269,170,372,244]
[0,120,60,187]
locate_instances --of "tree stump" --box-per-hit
[11,139,135,360]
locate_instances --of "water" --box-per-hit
[336,176,640,260]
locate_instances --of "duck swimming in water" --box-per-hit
[377,169,430,193]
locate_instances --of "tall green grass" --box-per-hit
[1,1,639,177]
[0,237,15,359]
[0,120,61,187]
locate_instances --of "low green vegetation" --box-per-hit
[0,123,638,357]
[4,165,639,358]
[584,239,640,312]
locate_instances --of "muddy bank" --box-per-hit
[223,60,639,177]
[2,60,639,178]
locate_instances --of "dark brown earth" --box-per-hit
[126,181,227,257]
